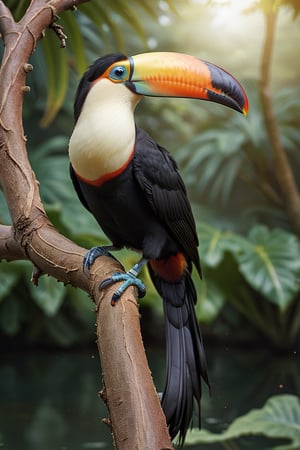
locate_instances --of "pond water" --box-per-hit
[0,345,299,450]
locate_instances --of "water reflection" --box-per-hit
[0,351,110,450]
[0,346,299,449]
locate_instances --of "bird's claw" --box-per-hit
[100,272,146,306]
[83,246,117,276]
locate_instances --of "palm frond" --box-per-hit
[40,30,69,127]
[178,83,300,213]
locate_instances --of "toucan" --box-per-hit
[68,52,248,445]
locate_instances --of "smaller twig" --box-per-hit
[0,224,25,261]
[49,21,67,48]
[23,63,33,73]
[31,264,43,286]
[102,417,112,431]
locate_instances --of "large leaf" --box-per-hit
[28,136,70,204]
[196,222,300,343]
[79,2,124,51]
[0,296,21,335]
[0,262,21,302]
[234,226,300,311]
[180,124,247,205]
[45,313,82,347]
[26,274,66,317]
[40,31,69,127]
[186,395,300,450]
[197,222,240,268]
[4,0,29,20]
[178,84,300,224]
[0,190,11,224]
[60,11,88,75]
[195,274,225,324]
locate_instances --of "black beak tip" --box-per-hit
[206,61,248,114]
[206,90,246,113]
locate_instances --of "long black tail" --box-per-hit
[149,266,209,446]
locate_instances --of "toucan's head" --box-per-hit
[74,51,248,122]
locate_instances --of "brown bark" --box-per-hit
[260,9,300,236]
[0,1,172,448]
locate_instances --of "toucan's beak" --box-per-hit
[123,52,248,115]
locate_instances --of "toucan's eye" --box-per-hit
[109,65,128,82]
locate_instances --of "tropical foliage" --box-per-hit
[196,222,300,348]
[186,395,300,450]
[1,1,300,448]
[0,0,168,346]
[5,0,174,127]
[0,0,300,351]
[177,83,300,223]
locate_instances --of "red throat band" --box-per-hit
[75,147,135,187]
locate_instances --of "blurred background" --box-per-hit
[0,0,300,448]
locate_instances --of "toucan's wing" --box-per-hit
[69,163,91,213]
[133,128,201,274]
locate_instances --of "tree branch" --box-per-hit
[0,224,24,261]
[0,1,172,448]
[260,9,300,236]
[95,287,172,450]
[0,2,16,37]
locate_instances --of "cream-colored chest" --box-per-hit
[69,80,140,181]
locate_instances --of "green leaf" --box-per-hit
[0,262,21,302]
[78,3,124,50]
[0,190,11,224]
[27,275,66,317]
[179,83,300,218]
[0,296,21,335]
[40,30,69,127]
[29,136,70,205]
[186,395,300,450]
[5,0,29,20]
[45,313,81,347]
[61,11,88,75]
[234,226,300,311]
[195,275,225,323]
[109,3,147,46]
[197,222,239,268]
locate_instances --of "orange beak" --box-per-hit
[106,52,248,115]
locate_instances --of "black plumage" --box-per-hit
[69,51,247,444]
[70,126,209,444]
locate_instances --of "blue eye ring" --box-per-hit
[109,65,128,82]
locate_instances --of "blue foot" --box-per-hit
[83,246,118,276]
[100,272,146,306]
